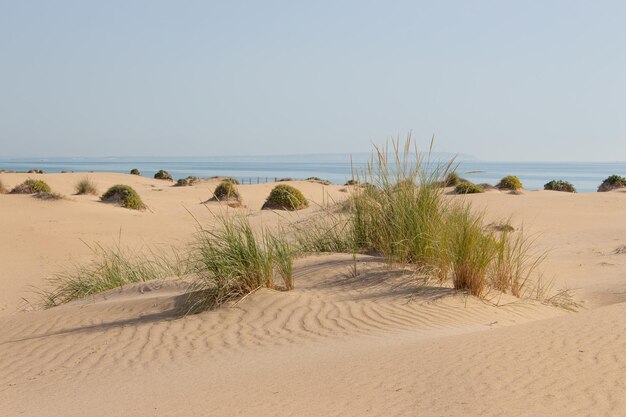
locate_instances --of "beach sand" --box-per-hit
[1,172,625,416]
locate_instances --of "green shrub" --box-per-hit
[544,180,576,193]
[186,216,294,313]
[175,176,199,187]
[497,176,523,191]
[75,176,98,195]
[101,184,145,210]
[598,175,626,192]
[154,170,173,181]
[454,182,484,194]
[212,181,241,201]
[130,168,141,176]
[262,184,308,210]
[345,179,359,186]
[10,179,51,194]
[27,169,44,174]
[443,172,463,187]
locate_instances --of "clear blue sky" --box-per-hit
[1,1,625,160]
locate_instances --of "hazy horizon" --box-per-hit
[2,1,626,161]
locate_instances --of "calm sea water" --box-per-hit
[1,157,625,193]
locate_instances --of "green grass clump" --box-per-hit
[38,244,189,308]
[497,175,523,191]
[212,180,241,202]
[101,184,145,210]
[75,176,98,195]
[130,168,141,176]
[154,170,173,181]
[175,176,199,187]
[454,182,484,194]
[186,216,294,313]
[442,172,464,187]
[10,179,51,194]
[262,184,308,210]
[598,175,626,192]
[544,180,576,193]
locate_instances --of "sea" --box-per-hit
[1,155,625,193]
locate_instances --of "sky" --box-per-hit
[1,1,625,161]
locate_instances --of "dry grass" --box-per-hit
[33,191,66,201]
[75,176,98,195]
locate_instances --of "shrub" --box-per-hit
[262,184,308,210]
[27,169,44,174]
[101,185,145,210]
[130,169,141,176]
[154,170,173,181]
[598,175,626,192]
[223,177,240,185]
[454,182,484,194]
[175,176,199,187]
[544,180,576,193]
[497,176,523,191]
[186,216,294,313]
[212,181,241,202]
[306,177,331,185]
[33,192,65,201]
[345,179,359,186]
[10,179,51,194]
[75,176,98,195]
[443,172,463,187]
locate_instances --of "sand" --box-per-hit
[1,172,625,416]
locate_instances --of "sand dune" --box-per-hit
[1,172,626,416]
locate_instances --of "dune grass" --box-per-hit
[185,216,294,313]
[75,176,98,195]
[38,243,190,308]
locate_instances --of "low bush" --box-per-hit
[306,177,331,185]
[598,175,626,192]
[175,176,199,187]
[497,175,523,191]
[10,179,51,194]
[544,180,576,193]
[130,168,141,176]
[101,185,145,210]
[154,170,173,181]
[27,169,44,174]
[454,182,484,194]
[212,181,241,202]
[75,176,98,195]
[33,192,65,201]
[262,184,308,210]
[345,179,359,186]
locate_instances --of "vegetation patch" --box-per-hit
[454,182,484,194]
[306,177,332,185]
[175,176,199,187]
[75,176,98,195]
[101,184,145,210]
[544,180,576,193]
[497,175,523,191]
[262,184,308,210]
[130,168,141,176]
[598,175,626,192]
[211,180,241,204]
[154,170,173,181]
[33,192,66,201]
[10,179,51,194]
[345,179,359,186]
[27,169,44,174]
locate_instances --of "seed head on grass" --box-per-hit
[75,176,98,195]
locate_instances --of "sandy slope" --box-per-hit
[1,173,626,416]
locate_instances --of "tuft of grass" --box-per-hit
[75,176,98,195]
[497,176,523,191]
[33,191,66,201]
[101,184,145,210]
[597,175,626,192]
[38,243,190,308]
[10,179,51,194]
[442,171,465,187]
[262,184,308,211]
[544,180,576,193]
[154,170,173,181]
[186,216,294,313]
[130,168,141,176]
[454,182,484,194]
